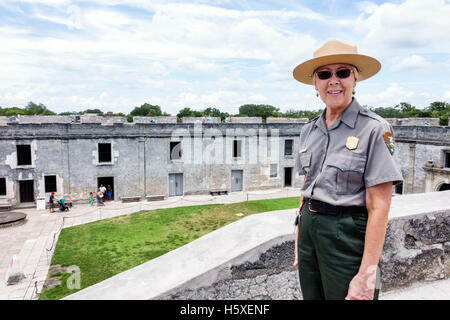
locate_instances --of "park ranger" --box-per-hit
[292,39,403,300]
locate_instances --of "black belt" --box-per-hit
[304,198,367,216]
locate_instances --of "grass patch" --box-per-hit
[39,197,299,300]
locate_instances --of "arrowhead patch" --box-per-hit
[383,131,395,155]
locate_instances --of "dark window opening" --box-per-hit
[0,178,6,196]
[233,140,242,158]
[285,139,293,156]
[45,175,57,193]
[395,182,403,194]
[170,141,182,160]
[445,152,450,168]
[98,143,112,163]
[17,145,32,165]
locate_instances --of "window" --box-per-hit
[270,164,278,178]
[284,139,293,156]
[17,145,32,165]
[170,141,182,160]
[445,151,450,168]
[44,175,57,193]
[98,143,112,163]
[233,140,242,158]
[0,178,6,196]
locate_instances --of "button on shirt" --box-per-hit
[296,98,403,207]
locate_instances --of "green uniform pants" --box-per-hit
[297,201,380,300]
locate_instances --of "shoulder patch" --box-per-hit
[382,131,395,155]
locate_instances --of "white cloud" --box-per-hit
[355,0,450,55]
[360,83,415,107]
[390,55,429,73]
[444,91,450,100]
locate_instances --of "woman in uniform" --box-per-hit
[292,39,403,300]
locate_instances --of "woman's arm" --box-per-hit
[345,181,392,300]
[293,195,303,267]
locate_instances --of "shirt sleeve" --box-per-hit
[295,124,310,175]
[364,122,403,188]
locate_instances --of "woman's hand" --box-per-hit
[345,266,378,300]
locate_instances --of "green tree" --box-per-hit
[82,109,103,115]
[5,108,27,116]
[370,107,403,118]
[130,103,162,117]
[202,107,222,117]
[284,109,322,119]
[238,104,281,120]
[24,101,56,115]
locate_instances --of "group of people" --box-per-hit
[90,184,112,206]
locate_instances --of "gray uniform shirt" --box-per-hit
[296,98,403,207]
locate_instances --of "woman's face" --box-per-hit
[314,63,357,111]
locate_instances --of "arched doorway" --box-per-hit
[438,183,450,191]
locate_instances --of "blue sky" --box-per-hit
[0,0,449,115]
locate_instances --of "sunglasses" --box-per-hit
[316,68,353,80]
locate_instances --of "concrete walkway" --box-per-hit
[0,189,449,300]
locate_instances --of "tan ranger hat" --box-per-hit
[293,39,381,85]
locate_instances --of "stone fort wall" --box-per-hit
[0,117,449,207]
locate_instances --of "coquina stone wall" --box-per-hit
[160,209,450,299]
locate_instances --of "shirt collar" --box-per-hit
[315,98,360,132]
[340,98,360,129]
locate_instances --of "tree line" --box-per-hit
[1,101,449,125]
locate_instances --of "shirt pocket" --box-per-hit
[326,153,367,195]
[299,153,311,173]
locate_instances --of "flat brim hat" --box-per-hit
[293,39,381,85]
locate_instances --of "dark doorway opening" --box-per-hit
[438,183,450,191]
[395,182,403,194]
[284,167,292,187]
[97,177,114,200]
[19,180,34,203]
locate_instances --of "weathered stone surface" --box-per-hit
[403,213,450,245]
[163,211,449,299]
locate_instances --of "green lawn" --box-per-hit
[39,197,300,300]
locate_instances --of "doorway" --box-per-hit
[284,167,293,187]
[97,177,114,200]
[438,183,450,191]
[231,170,243,192]
[169,173,183,196]
[19,180,34,203]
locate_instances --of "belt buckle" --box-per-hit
[308,198,318,213]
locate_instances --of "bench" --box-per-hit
[209,189,228,196]
[120,196,142,203]
[146,194,166,201]
[0,199,12,211]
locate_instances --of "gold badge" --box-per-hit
[346,136,359,150]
